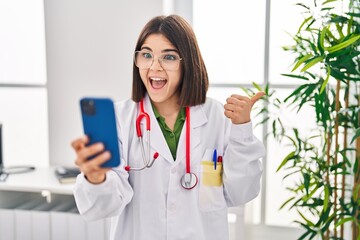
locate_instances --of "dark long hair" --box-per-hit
[132,15,208,107]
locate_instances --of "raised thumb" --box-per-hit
[250,91,265,106]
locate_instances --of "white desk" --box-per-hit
[0,166,74,195]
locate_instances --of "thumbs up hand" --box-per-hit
[224,92,265,124]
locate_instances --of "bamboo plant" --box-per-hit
[251,0,360,239]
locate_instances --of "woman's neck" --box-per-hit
[152,99,180,117]
[152,98,181,131]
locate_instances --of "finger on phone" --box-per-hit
[76,151,111,170]
[71,135,89,151]
[91,151,111,168]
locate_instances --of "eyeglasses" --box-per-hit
[134,51,182,71]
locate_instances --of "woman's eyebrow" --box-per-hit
[162,49,179,53]
[140,46,152,51]
[140,46,179,54]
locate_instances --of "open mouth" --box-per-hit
[150,77,167,89]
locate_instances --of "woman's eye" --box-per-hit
[143,52,153,59]
[163,54,177,61]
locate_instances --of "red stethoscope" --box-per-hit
[125,99,198,190]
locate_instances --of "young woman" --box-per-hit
[71,14,265,240]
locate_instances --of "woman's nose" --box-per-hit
[149,58,164,71]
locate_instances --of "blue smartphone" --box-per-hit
[80,97,120,167]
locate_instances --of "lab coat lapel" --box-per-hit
[141,95,174,163]
[176,104,207,162]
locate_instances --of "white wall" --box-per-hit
[0,88,49,167]
[0,0,49,167]
[0,0,47,85]
[44,0,163,166]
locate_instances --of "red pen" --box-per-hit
[217,156,222,163]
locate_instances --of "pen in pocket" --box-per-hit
[213,149,217,170]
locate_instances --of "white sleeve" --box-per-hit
[73,167,133,222]
[223,121,265,206]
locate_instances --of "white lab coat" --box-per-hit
[74,94,265,240]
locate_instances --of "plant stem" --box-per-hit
[354,139,360,240]
[326,129,331,240]
[341,80,350,239]
[354,84,360,240]
[334,80,341,238]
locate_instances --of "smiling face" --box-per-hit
[138,33,182,108]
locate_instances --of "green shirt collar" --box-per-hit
[151,103,186,160]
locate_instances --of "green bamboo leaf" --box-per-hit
[279,197,295,210]
[240,87,254,97]
[292,54,313,72]
[329,50,360,66]
[301,56,324,72]
[346,12,360,18]
[350,128,360,144]
[259,115,270,123]
[284,84,309,103]
[353,161,360,176]
[323,184,329,212]
[282,45,296,51]
[265,84,269,95]
[335,217,354,228]
[302,185,319,202]
[252,82,263,92]
[307,36,319,54]
[281,74,309,80]
[347,15,353,35]
[326,35,360,53]
[298,229,313,240]
[330,16,350,24]
[297,16,313,34]
[276,151,296,172]
[325,27,339,42]
[319,65,331,94]
[321,7,334,11]
[323,0,337,4]
[289,197,303,210]
[254,116,270,128]
[335,23,345,39]
[297,210,315,227]
[330,69,360,81]
[303,172,310,195]
[272,120,277,139]
[296,84,317,112]
[295,3,310,11]
[283,169,301,180]
[254,108,268,117]
[319,27,328,49]
[322,212,336,231]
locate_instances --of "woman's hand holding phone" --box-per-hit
[71,135,111,184]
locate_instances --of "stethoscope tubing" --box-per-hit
[126,99,198,189]
[125,100,157,171]
[185,107,190,174]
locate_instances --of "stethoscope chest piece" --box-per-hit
[180,172,198,189]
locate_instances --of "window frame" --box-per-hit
[167,0,304,238]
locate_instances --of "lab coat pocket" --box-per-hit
[198,149,226,212]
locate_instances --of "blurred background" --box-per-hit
[1,0,354,239]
